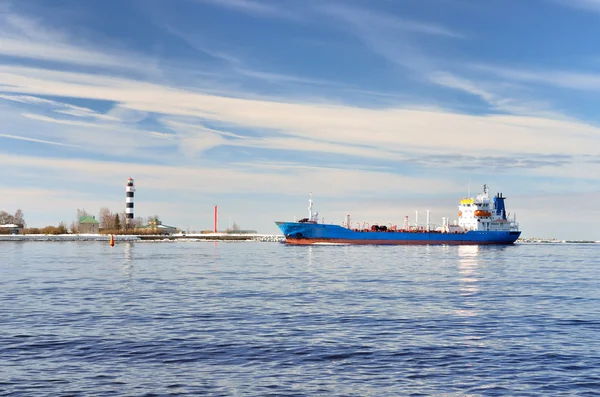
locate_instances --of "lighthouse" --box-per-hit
[125,177,135,228]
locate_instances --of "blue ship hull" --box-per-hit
[275,222,521,245]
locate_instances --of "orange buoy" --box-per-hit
[110,234,115,247]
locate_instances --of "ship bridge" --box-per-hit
[457,184,519,232]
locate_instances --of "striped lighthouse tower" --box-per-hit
[125,177,135,228]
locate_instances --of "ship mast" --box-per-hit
[308,193,313,221]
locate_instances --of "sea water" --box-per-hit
[1,241,599,396]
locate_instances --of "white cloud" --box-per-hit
[0,133,80,147]
[0,14,156,73]
[555,0,600,13]
[0,153,462,211]
[318,4,464,39]
[191,0,304,20]
[0,94,120,121]
[315,3,463,73]
[0,105,172,157]
[472,64,600,91]
[0,37,124,68]
[159,22,354,94]
[235,68,352,88]
[20,113,108,128]
[161,120,229,157]
[429,71,569,119]
[2,64,600,162]
[430,72,496,102]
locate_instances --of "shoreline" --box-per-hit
[0,233,286,242]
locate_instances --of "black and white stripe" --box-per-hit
[125,178,135,226]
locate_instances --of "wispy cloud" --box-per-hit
[191,0,303,20]
[0,152,459,197]
[554,0,600,13]
[0,13,151,71]
[0,103,173,159]
[235,68,352,88]
[180,1,465,76]
[159,119,236,158]
[0,133,81,147]
[0,94,117,120]
[162,24,244,66]
[318,4,464,39]
[430,72,496,102]
[471,64,600,91]
[314,4,463,73]
[20,113,109,127]
[160,22,354,93]
[428,71,567,119]
[0,5,594,166]
[3,64,600,161]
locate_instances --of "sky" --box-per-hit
[1,0,600,239]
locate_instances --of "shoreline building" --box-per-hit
[146,217,178,234]
[79,216,99,234]
[0,224,22,235]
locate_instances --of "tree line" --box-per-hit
[73,208,163,234]
[0,210,67,234]
[0,210,25,227]
[0,208,167,235]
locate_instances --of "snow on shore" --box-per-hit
[0,233,285,242]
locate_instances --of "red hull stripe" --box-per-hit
[285,238,512,246]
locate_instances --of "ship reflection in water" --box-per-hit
[456,245,481,317]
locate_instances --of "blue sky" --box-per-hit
[1,0,600,239]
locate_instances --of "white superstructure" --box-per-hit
[457,184,519,232]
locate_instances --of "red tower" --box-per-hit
[213,205,218,233]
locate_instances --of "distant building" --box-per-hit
[0,224,22,235]
[79,216,99,234]
[147,217,178,234]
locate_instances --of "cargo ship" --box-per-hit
[275,185,521,245]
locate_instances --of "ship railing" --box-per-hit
[345,223,461,233]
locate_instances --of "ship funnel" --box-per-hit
[494,193,507,220]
